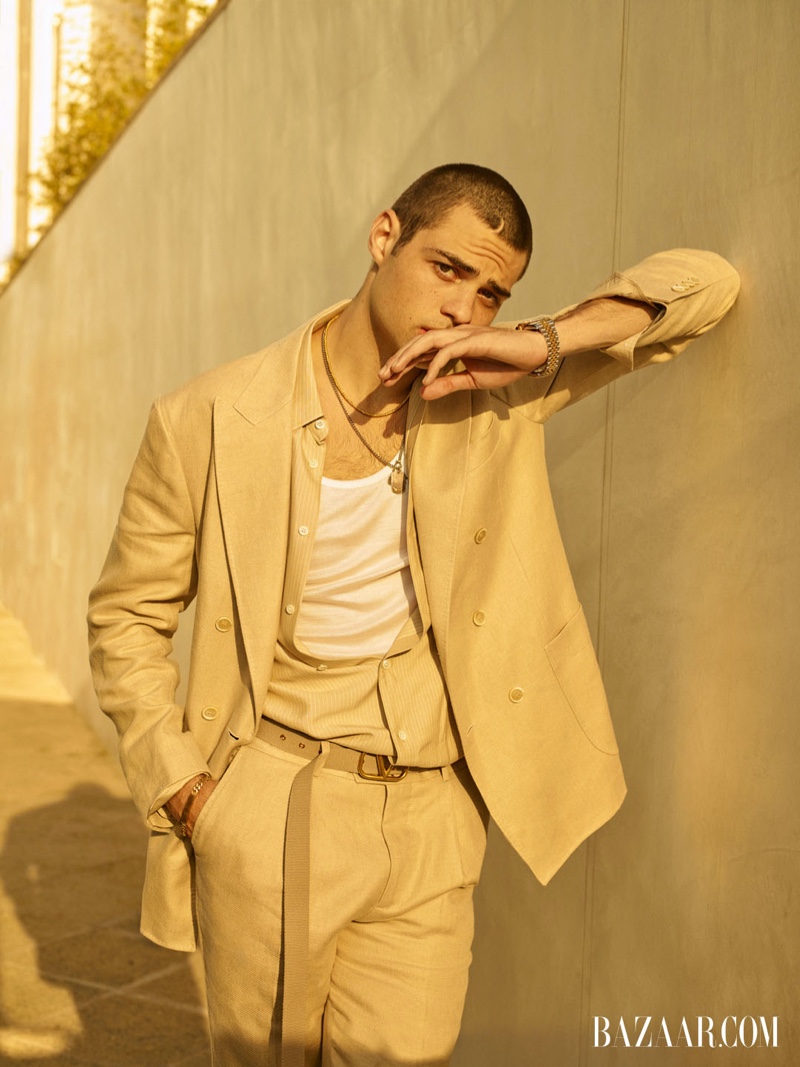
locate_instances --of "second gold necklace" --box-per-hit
[321,317,407,494]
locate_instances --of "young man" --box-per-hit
[88,164,739,1066]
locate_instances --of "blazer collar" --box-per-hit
[232,300,350,426]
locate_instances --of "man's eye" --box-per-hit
[480,289,500,305]
[436,262,456,277]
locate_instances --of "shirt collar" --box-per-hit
[292,301,349,432]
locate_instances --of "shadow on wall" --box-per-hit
[0,712,211,1065]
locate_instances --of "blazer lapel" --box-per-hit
[211,303,349,716]
[212,330,302,716]
[408,390,471,669]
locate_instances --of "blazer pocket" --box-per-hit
[545,607,619,755]
[467,401,501,472]
[189,746,244,849]
[447,760,490,887]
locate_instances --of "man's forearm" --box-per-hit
[553,296,658,357]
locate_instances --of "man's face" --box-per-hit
[366,201,528,360]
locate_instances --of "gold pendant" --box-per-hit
[390,465,406,494]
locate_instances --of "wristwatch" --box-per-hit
[515,316,561,377]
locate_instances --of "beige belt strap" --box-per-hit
[256,717,420,1067]
[281,740,328,1067]
[258,715,409,777]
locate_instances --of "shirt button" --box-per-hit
[317,664,327,672]
[509,687,524,703]
[215,616,233,632]
[201,706,219,720]
[285,604,295,615]
[298,525,309,536]
[314,419,326,430]
[381,660,391,670]
[398,730,408,741]
[309,458,319,469]
[472,610,486,626]
[474,528,487,544]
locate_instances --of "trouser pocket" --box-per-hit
[446,760,490,887]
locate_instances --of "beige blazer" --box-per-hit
[88,249,740,950]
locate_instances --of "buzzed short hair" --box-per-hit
[390,163,533,275]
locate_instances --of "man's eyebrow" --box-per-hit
[427,247,512,301]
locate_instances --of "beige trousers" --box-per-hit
[190,735,490,1067]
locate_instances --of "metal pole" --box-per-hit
[53,12,63,132]
[15,0,33,259]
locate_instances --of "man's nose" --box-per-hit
[441,288,475,326]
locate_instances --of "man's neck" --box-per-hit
[315,289,413,414]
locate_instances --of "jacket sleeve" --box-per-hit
[497,248,741,422]
[87,398,210,829]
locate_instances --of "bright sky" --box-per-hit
[0,0,21,262]
[1,0,89,264]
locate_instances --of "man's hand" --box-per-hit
[379,324,545,400]
[165,774,218,838]
[378,297,658,401]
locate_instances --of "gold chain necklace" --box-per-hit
[322,314,409,418]
[321,317,407,494]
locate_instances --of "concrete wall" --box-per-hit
[1,0,797,1061]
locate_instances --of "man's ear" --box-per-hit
[367,209,402,266]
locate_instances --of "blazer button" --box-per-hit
[215,616,233,633]
[508,687,524,703]
[472,610,486,626]
[671,275,700,292]
[474,528,487,544]
[201,706,219,720]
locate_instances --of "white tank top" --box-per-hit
[295,462,416,659]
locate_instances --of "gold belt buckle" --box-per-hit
[357,752,409,782]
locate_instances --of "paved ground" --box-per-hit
[0,604,211,1066]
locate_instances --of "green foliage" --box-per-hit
[35,31,146,218]
[33,0,211,222]
[149,0,193,82]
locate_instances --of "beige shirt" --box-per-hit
[262,326,462,767]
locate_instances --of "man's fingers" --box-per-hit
[417,338,502,385]
[380,328,473,381]
[382,334,480,386]
[381,352,434,384]
[418,372,475,399]
[421,347,460,386]
[419,357,534,399]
